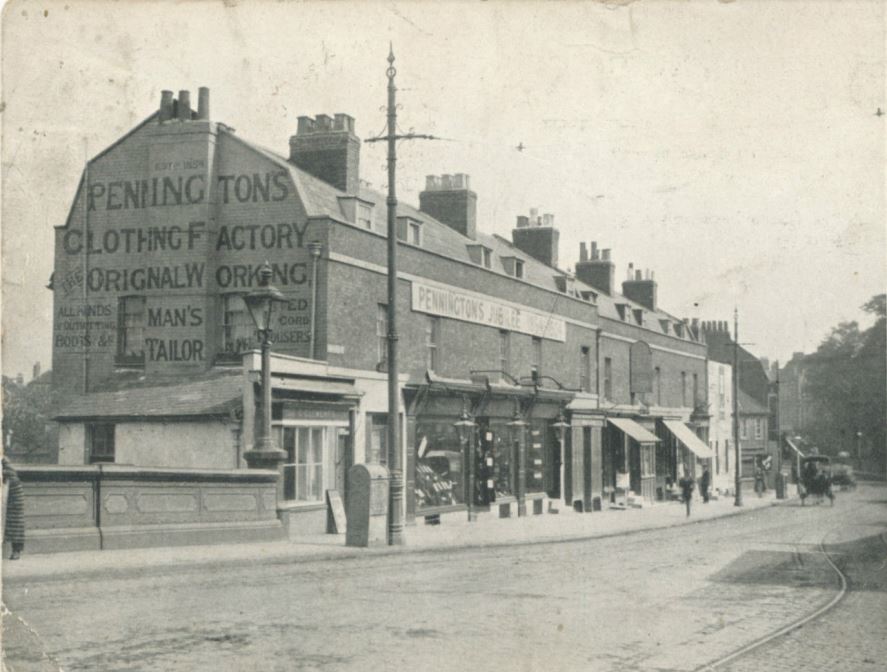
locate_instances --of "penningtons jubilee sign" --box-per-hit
[411,279,566,342]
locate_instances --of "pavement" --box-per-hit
[2,490,784,583]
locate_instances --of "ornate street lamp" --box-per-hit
[507,401,528,516]
[243,261,289,469]
[551,411,571,510]
[454,400,478,522]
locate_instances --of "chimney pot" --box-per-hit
[177,90,191,121]
[297,116,315,134]
[579,242,588,262]
[516,215,530,228]
[441,174,454,189]
[197,87,210,120]
[635,270,643,281]
[315,114,332,130]
[601,248,611,261]
[160,90,174,122]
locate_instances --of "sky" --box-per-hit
[2,0,884,381]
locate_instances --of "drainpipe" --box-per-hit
[307,241,323,359]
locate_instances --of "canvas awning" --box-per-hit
[662,420,714,459]
[785,437,805,457]
[608,417,660,444]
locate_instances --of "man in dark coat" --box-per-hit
[700,466,711,503]
[678,468,695,518]
[3,457,25,559]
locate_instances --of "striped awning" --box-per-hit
[662,420,714,459]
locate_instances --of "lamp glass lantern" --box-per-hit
[244,264,288,335]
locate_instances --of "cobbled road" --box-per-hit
[3,484,886,672]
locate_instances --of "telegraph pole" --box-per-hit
[733,307,743,506]
[365,45,440,546]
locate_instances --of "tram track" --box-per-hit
[692,505,863,672]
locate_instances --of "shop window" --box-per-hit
[580,346,591,392]
[604,357,613,400]
[485,425,514,498]
[376,304,388,367]
[499,330,511,375]
[221,294,256,356]
[641,444,655,477]
[531,337,542,381]
[116,296,145,365]
[425,316,440,372]
[415,420,465,510]
[87,423,115,464]
[366,414,387,465]
[278,426,324,502]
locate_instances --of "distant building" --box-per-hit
[778,352,810,437]
[706,360,734,493]
[701,321,779,487]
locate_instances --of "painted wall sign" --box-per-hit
[411,280,566,342]
[85,170,289,211]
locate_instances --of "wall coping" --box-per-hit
[17,465,279,484]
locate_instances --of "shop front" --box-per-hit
[602,416,660,504]
[660,419,714,483]
[405,375,570,523]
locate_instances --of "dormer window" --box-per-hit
[632,308,643,325]
[500,256,525,279]
[397,216,422,245]
[616,303,629,321]
[467,244,494,268]
[660,319,670,334]
[358,203,374,230]
[674,322,685,338]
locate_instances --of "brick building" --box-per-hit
[50,89,712,535]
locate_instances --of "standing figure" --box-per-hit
[678,468,695,518]
[700,466,711,503]
[754,463,766,498]
[2,457,25,560]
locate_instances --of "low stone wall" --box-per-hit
[13,465,284,554]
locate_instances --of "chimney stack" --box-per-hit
[159,90,174,122]
[419,173,477,239]
[623,265,658,311]
[289,113,360,194]
[511,208,559,267]
[177,90,191,121]
[575,240,615,295]
[197,87,210,120]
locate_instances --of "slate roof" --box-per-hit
[54,370,243,421]
[737,389,769,416]
[225,128,701,345]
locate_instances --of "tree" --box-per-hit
[803,294,886,469]
[2,372,56,462]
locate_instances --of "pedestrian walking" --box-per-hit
[678,468,695,518]
[3,457,25,560]
[700,466,711,503]
[754,463,765,498]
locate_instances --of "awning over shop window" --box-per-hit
[608,417,660,444]
[784,437,804,457]
[662,420,714,459]
[271,376,361,400]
